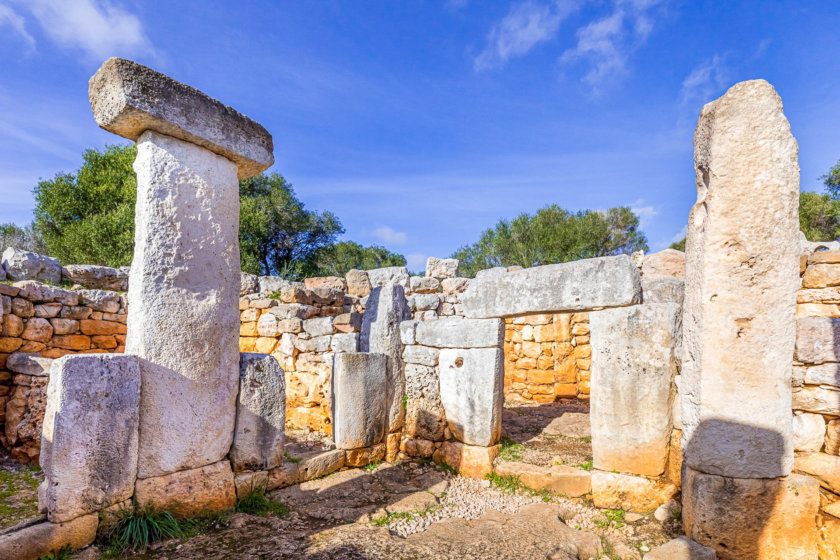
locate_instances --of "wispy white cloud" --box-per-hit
[373,226,407,246]
[12,0,154,61]
[560,0,668,91]
[679,55,728,108]
[474,0,579,71]
[0,5,35,49]
[630,198,657,228]
[406,253,427,271]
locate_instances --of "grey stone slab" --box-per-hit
[438,348,503,446]
[231,353,285,471]
[331,353,387,449]
[414,317,504,348]
[89,57,273,179]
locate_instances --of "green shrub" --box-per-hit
[235,485,289,517]
[104,505,183,552]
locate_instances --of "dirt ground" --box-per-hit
[0,448,43,532]
[501,399,593,468]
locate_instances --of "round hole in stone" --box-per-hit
[454,357,464,368]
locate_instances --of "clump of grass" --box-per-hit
[595,508,626,529]
[38,545,73,560]
[371,505,439,527]
[402,395,408,410]
[235,485,289,517]
[363,459,381,472]
[435,460,457,475]
[103,505,184,553]
[572,459,593,471]
[267,291,282,299]
[283,452,301,464]
[498,435,523,461]
[484,472,523,494]
[579,435,592,443]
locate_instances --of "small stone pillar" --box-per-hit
[89,59,273,484]
[681,80,818,558]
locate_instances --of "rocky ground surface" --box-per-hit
[71,458,678,560]
[0,449,43,531]
[501,400,593,468]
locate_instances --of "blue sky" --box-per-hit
[1,1,839,271]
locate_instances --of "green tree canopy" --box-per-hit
[822,159,840,200]
[452,205,649,277]
[310,241,407,277]
[669,237,686,251]
[0,222,47,256]
[34,144,137,267]
[800,190,840,242]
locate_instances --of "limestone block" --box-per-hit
[792,386,840,415]
[296,449,345,481]
[360,285,410,432]
[494,461,590,497]
[367,266,410,289]
[462,255,641,318]
[303,316,335,336]
[346,269,372,297]
[796,317,840,364]
[641,249,685,278]
[231,353,285,472]
[240,272,259,296]
[682,466,819,560]
[590,471,678,513]
[399,320,419,345]
[590,303,679,476]
[135,460,236,517]
[77,290,121,313]
[293,335,330,353]
[683,80,799,479]
[331,332,359,353]
[409,276,439,294]
[818,513,840,560]
[425,257,459,279]
[432,441,499,479]
[127,131,240,478]
[0,513,98,560]
[6,353,53,376]
[304,276,347,291]
[2,248,61,284]
[16,281,78,305]
[258,275,296,296]
[40,354,140,522]
[793,413,826,453]
[441,277,470,294]
[331,353,387,449]
[828,419,840,455]
[414,317,504,348]
[89,57,272,179]
[345,443,386,467]
[475,267,507,280]
[403,345,439,366]
[62,264,128,291]
[234,470,268,498]
[408,293,440,311]
[269,303,316,320]
[794,452,840,493]
[439,347,503,446]
[798,362,840,387]
[641,276,684,306]
[644,537,716,560]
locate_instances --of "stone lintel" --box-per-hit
[89,57,273,179]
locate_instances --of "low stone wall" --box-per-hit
[503,312,590,403]
[0,282,126,462]
[792,249,840,558]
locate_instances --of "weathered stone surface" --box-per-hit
[40,354,140,522]
[135,460,235,517]
[331,332,359,353]
[425,257,459,279]
[258,275,297,296]
[433,441,499,479]
[16,281,78,305]
[644,537,716,560]
[240,272,259,296]
[296,449,346,481]
[303,316,335,337]
[794,452,840,493]
[345,269,372,297]
[402,345,439,366]
[409,276,439,294]
[827,419,840,455]
[345,443,386,467]
[818,513,840,560]
[796,317,840,364]
[683,80,799,479]
[78,289,121,313]
[641,276,684,305]
[494,461,590,497]
[404,362,446,440]
[399,320,419,345]
[0,513,98,560]
[799,362,840,387]
[331,353,387,449]
[792,386,840,415]
[591,471,678,513]
[441,277,470,294]
[304,276,347,291]
[439,348,503,446]
[127,131,240,478]
[367,266,409,289]
[2,248,61,284]
[641,249,686,278]
[360,285,410,433]
[683,466,819,560]
[6,353,53,376]
[793,413,826,453]
[462,255,641,318]
[408,293,440,311]
[61,264,128,291]
[590,304,679,476]
[231,353,285,471]
[414,317,504,348]
[89,57,273,179]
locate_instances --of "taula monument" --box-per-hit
[0,57,838,559]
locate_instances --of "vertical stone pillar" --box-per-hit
[681,80,818,558]
[89,58,274,481]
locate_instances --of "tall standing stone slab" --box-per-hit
[360,285,410,432]
[461,255,642,318]
[331,352,387,449]
[439,348,504,447]
[682,80,799,479]
[590,303,680,476]
[231,353,286,472]
[90,58,274,479]
[40,354,140,522]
